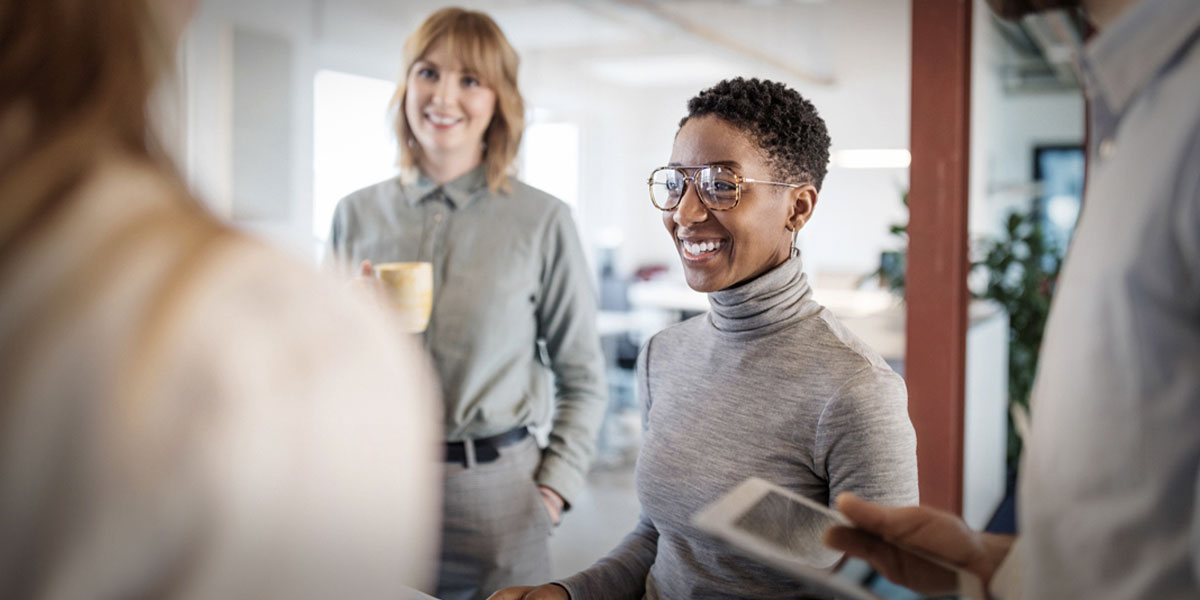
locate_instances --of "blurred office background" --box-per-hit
[163,0,1085,592]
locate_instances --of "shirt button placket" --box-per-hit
[421,197,448,341]
[422,198,446,262]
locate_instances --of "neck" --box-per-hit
[1084,0,1141,29]
[418,148,483,185]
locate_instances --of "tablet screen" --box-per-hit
[733,491,843,567]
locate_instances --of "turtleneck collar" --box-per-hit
[706,249,821,337]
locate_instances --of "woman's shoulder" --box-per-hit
[185,235,390,342]
[502,177,570,211]
[336,176,404,211]
[784,307,897,377]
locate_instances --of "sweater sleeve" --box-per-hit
[554,515,660,599]
[552,338,659,599]
[813,366,919,507]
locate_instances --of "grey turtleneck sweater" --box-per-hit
[557,253,919,599]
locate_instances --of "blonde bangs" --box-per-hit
[391,8,524,194]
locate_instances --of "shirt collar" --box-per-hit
[401,164,488,208]
[1081,0,1200,120]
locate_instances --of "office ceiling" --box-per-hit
[319,0,842,86]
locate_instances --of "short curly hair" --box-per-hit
[680,77,831,191]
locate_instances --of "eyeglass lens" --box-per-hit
[650,166,739,210]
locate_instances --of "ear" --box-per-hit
[785,184,819,232]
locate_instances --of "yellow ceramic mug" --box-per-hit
[374,262,433,333]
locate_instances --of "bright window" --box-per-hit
[522,121,580,208]
[312,69,397,242]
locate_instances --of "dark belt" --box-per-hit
[445,427,528,466]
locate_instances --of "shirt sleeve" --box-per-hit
[532,202,608,505]
[553,343,658,599]
[989,535,1026,599]
[1172,124,1200,302]
[812,366,919,507]
[321,198,353,275]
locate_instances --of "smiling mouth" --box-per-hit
[679,238,726,260]
[425,112,462,128]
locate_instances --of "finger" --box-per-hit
[360,260,373,277]
[836,493,936,545]
[540,496,562,525]
[486,587,532,600]
[834,493,893,532]
[826,525,884,561]
[526,584,569,600]
[826,526,956,593]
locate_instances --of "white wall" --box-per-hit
[183,0,318,259]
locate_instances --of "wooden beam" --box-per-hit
[906,0,972,515]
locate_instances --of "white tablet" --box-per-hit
[692,477,880,600]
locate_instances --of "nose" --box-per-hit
[671,180,709,228]
[431,75,455,105]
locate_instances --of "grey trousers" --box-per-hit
[435,435,553,600]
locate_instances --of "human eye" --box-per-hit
[416,66,438,81]
[461,75,481,88]
[706,167,738,192]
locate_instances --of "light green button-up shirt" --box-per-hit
[326,166,606,503]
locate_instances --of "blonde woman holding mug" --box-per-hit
[325,8,607,599]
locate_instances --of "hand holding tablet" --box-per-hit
[827,493,1002,600]
[693,477,990,600]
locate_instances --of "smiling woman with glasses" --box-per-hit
[495,78,919,600]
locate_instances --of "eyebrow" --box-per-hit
[666,160,743,169]
[414,58,479,77]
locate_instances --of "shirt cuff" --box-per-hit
[988,537,1024,599]
[535,453,586,508]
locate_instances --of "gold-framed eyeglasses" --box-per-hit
[648,165,808,211]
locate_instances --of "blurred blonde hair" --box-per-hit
[0,0,208,259]
[389,7,524,194]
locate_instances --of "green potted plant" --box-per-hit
[870,193,1064,467]
[970,208,1063,466]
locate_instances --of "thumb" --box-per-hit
[360,260,373,277]
[835,492,889,531]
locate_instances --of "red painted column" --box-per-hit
[906,0,972,515]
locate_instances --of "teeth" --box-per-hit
[427,114,460,125]
[682,240,723,256]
